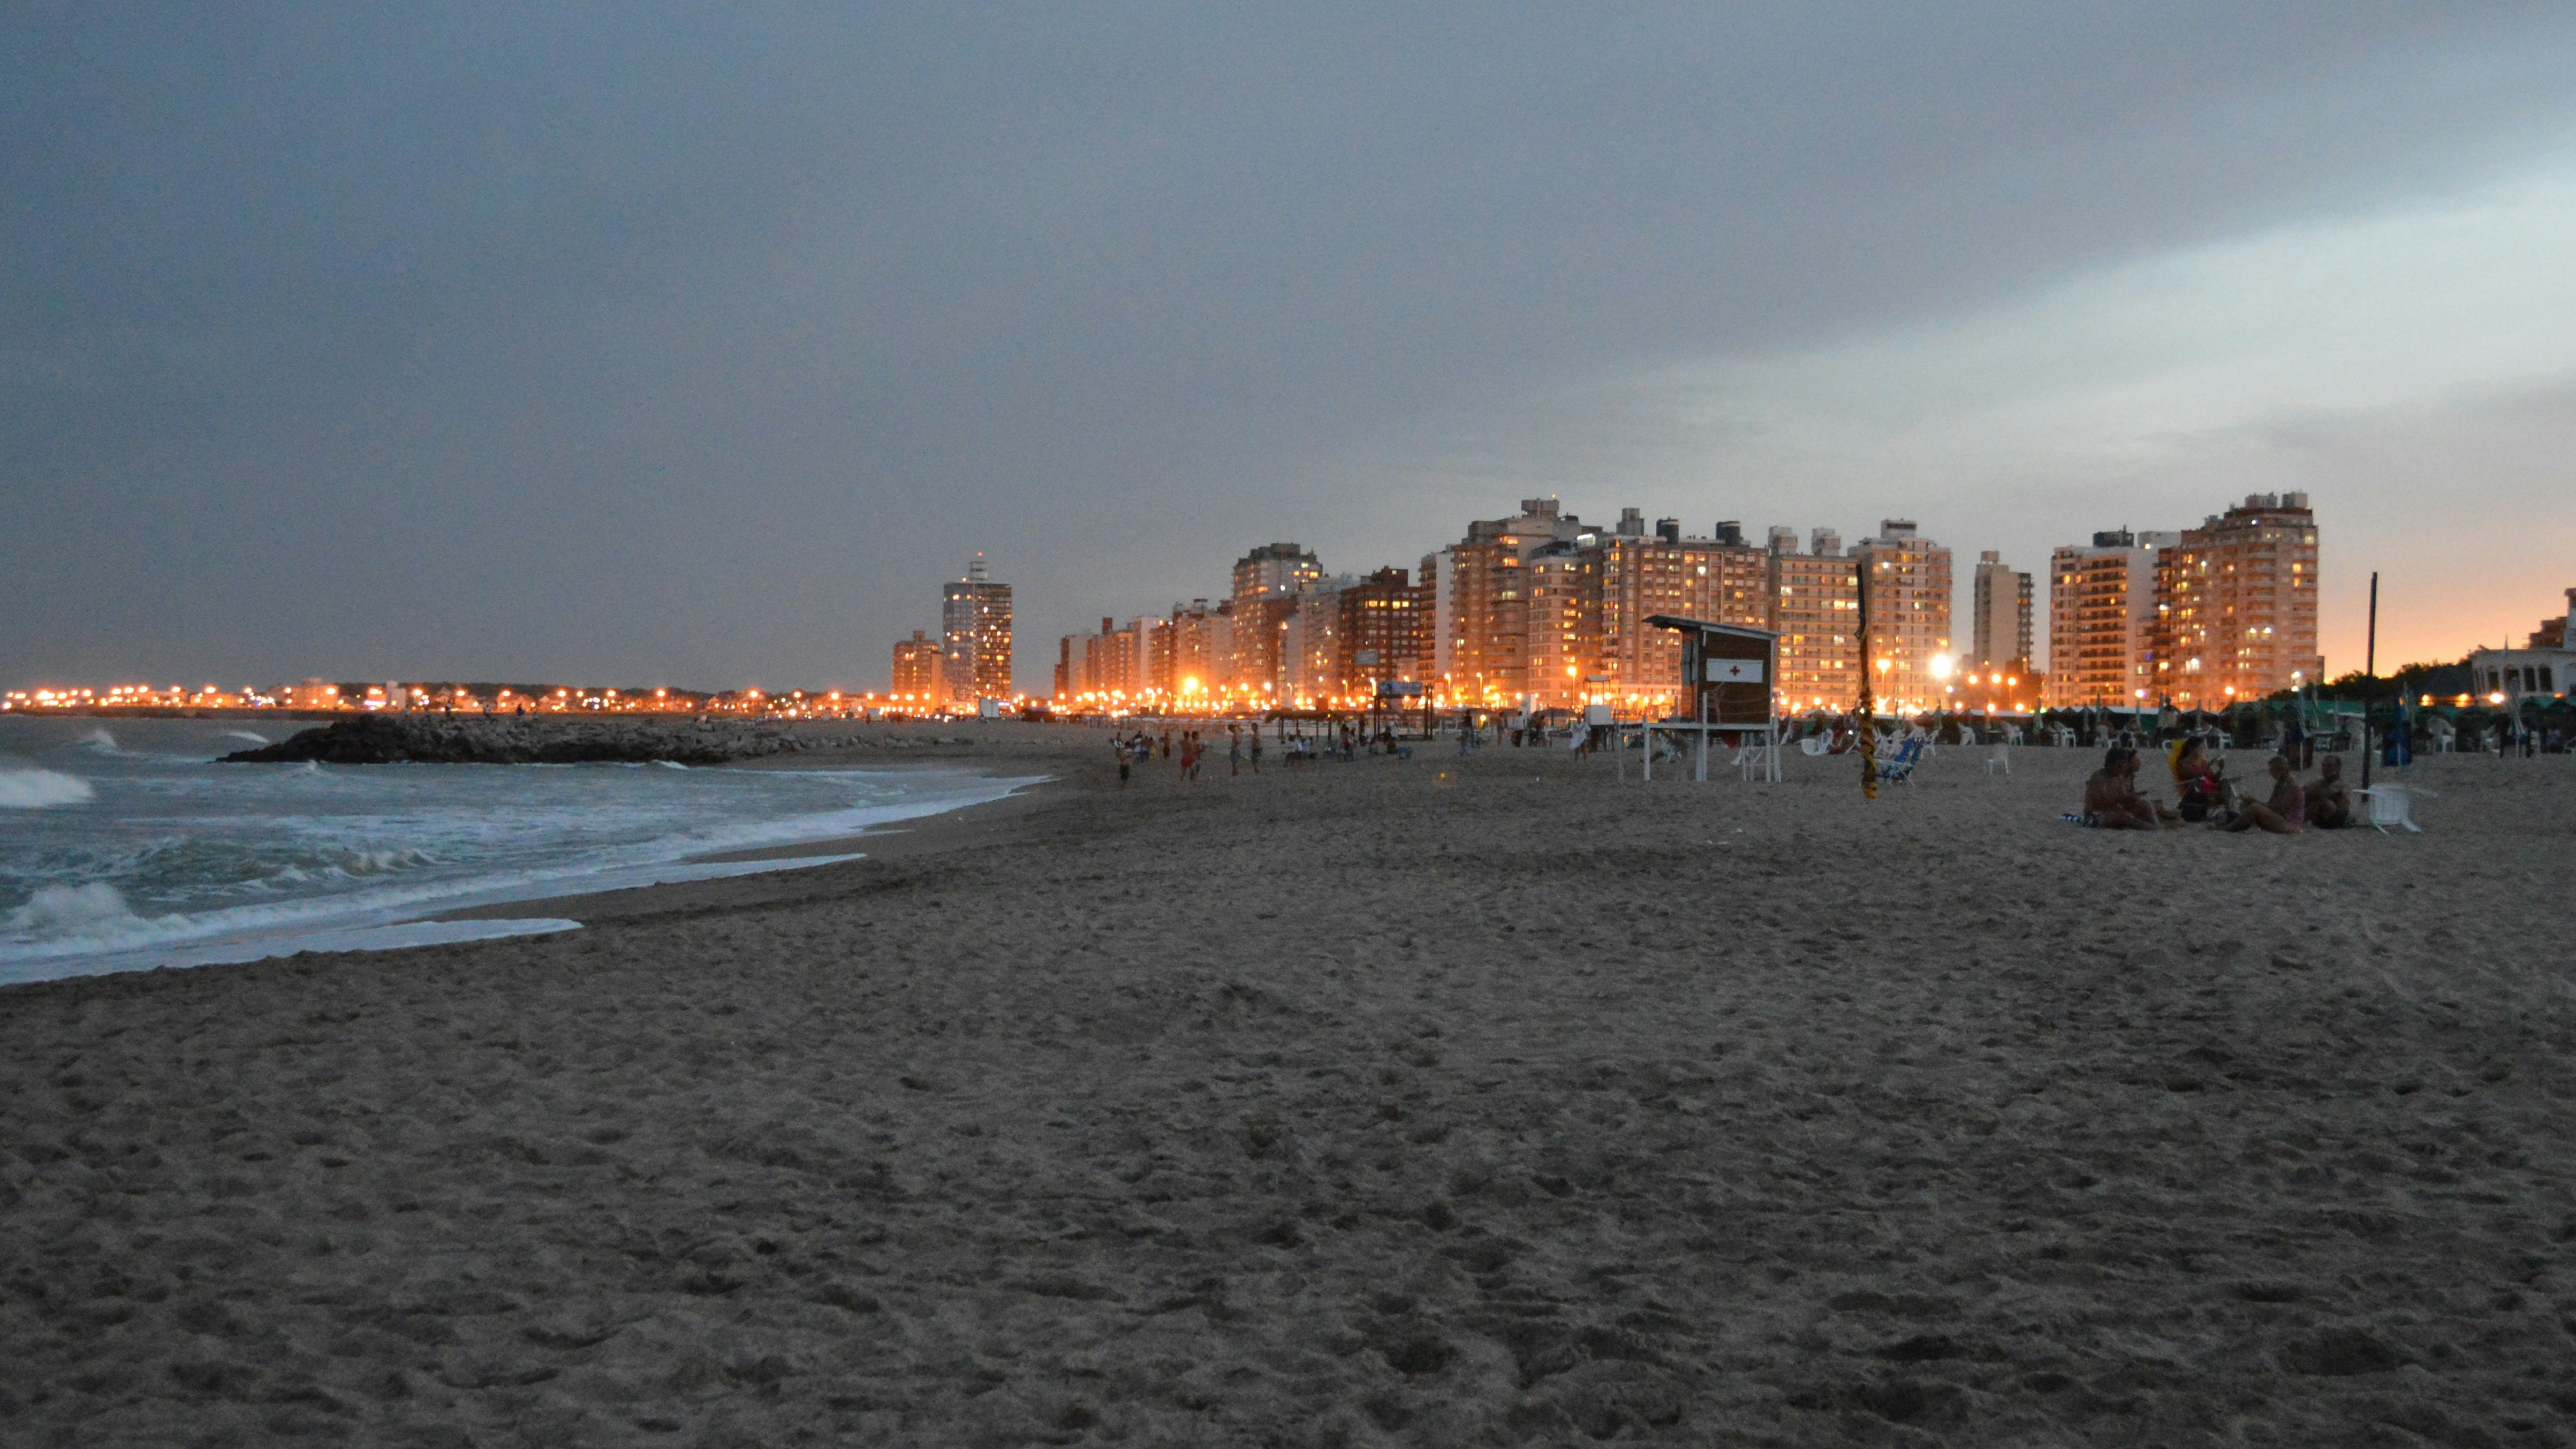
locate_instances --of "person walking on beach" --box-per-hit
[1113,732,1132,787]
[1228,726,1242,777]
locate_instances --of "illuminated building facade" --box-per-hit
[891,630,945,702]
[1522,540,1605,710]
[2465,586,2573,703]
[1163,600,1231,699]
[1281,576,1357,702]
[1338,566,1433,698]
[2152,493,2320,709]
[1851,520,1953,714]
[1971,551,2033,671]
[1226,542,1322,695]
[2045,530,2168,709]
[941,555,1013,702]
[1767,533,1861,711]
[1597,514,1769,712]
[1442,499,1589,707]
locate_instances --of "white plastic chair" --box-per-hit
[2352,785,2434,833]
[1984,742,2011,775]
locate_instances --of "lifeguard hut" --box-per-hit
[1645,615,1781,782]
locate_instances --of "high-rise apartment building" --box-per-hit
[940,555,1013,703]
[1597,518,1769,711]
[2046,530,2169,709]
[890,629,945,703]
[1767,534,1861,711]
[2153,493,2321,709]
[1339,566,1433,697]
[1443,499,1589,707]
[1226,542,1323,696]
[1163,600,1231,697]
[1851,520,1953,714]
[1421,549,1454,689]
[1523,540,1605,710]
[1281,576,1357,703]
[1065,615,1162,699]
[1971,551,2033,669]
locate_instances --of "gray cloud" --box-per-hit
[6,4,2574,687]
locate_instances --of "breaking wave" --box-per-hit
[0,769,94,809]
[6,882,143,940]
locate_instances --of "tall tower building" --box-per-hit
[1971,551,2033,669]
[1851,520,1953,714]
[2153,492,2320,709]
[2047,530,2169,709]
[940,555,1013,703]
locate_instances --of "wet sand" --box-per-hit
[3,729,2572,1446]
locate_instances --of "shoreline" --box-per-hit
[430,763,1081,927]
[0,723,1091,982]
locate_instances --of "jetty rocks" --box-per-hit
[218,715,935,766]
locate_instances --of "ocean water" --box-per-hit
[0,717,1039,984]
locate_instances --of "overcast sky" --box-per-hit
[7,4,2573,691]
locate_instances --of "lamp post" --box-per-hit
[2361,571,2378,791]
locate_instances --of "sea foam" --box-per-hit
[6,882,142,937]
[0,769,95,809]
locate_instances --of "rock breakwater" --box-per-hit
[217,715,951,765]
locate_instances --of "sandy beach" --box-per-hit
[3,726,2572,1446]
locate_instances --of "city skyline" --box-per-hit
[5,10,2573,690]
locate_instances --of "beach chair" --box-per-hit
[1799,734,1833,757]
[1984,742,2011,775]
[1874,736,1927,785]
[2351,785,2434,833]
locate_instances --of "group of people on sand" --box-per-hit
[2082,736,2353,833]
[1113,725,1264,785]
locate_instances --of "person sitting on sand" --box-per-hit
[2169,737,2223,823]
[2083,746,2170,830]
[2219,755,2306,834]
[2304,754,2352,829]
